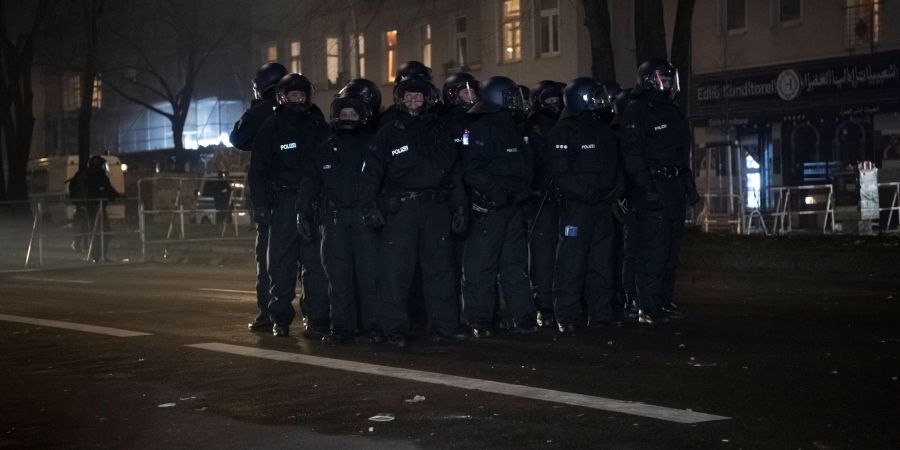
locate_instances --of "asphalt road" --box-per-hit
[1,262,899,449]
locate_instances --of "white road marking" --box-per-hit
[13,276,95,284]
[187,342,729,424]
[0,314,151,337]
[196,288,256,295]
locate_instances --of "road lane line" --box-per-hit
[0,314,151,337]
[187,342,729,424]
[12,276,95,284]
[196,288,256,295]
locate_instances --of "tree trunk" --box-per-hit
[634,0,668,65]
[77,0,103,170]
[670,0,696,115]
[581,0,616,81]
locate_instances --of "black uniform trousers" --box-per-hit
[633,176,686,314]
[463,205,536,329]
[552,200,616,325]
[380,199,461,337]
[267,188,329,328]
[254,223,271,323]
[527,193,559,316]
[320,206,382,335]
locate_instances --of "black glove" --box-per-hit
[252,208,270,225]
[644,186,664,211]
[682,170,701,206]
[451,205,469,234]
[296,212,313,241]
[361,203,385,229]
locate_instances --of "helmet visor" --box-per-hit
[653,68,681,95]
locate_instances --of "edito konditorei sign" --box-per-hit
[691,50,900,121]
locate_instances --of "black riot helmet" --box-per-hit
[394,60,433,83]
[394,77,438,116]
[561,77,614,120]
[276,73,314,111]
[330,94,368,131]
[87,155,108,173]
[442,72,481,108]
[468,76,524,115]
[252,62,289,100]
[596,80,623,122]
[636,58,680,99]
[337,78,382,123]
[531,80,566,117]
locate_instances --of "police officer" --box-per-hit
[379,61,435,129]
[299,93,382,344]
[441,72,481,311]
[230,62,286,332]
[547,78,622,332]
[521,80,565,328]
[337,78,383,130]
[81,155,121,263]
[361,77,468,348]
[462,76,537,337]
[611,87,641,322]
[249,73,329,337]
[619,58,699,325]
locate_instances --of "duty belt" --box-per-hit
[397,190,449,203]
[649,166,684,179]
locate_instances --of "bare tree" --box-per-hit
[0,0,53,203]
[104,0,236,155]
[670,0,696,114]
[581,0,616,81]
[76,0,105,169]
[634,0,667,65]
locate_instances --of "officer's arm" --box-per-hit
[442,129,469,210]
[229,100,273,151]
[619,105,654,192]
[297,142,324,217]
[359,130,388,205]
[248,119,275,210]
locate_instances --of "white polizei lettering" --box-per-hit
[391,145,409,156]
[506,147,519,153]
[653,124,668,131]
[581,144,596,149]
[280,142,298,150]
[322,164,332,170]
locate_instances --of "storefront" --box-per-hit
[690,50,900,215]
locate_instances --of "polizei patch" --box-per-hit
[280,142,298,150]
[653,124,668,131]
[391,145,409,156]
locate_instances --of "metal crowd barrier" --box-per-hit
[136,176,253,260]
[765,184,835,235]
[880,182,900,233]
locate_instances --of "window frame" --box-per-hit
[537,0,561,58]
[500,0,522,64]
[325,36,341,88]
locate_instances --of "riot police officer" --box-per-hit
[249,73,329,337]
[361,77,468,348]
[379,61,435,129]
[611,87,641,322]
[462,76,537,337]
[337,78,383,130]
[299,94,382,344]
[231,62,286,332]
[547,78,622,332]
[521,80,565,328]
[619,58,699,325]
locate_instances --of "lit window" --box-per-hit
[92,77,102,109]
[326,36,341,86]
[455,17,468,67]
[264,43,278,62]
[290,41,301,73]
[386,30,398,82]
[350,34,366,78]
[501,0,522,63]
[845,0,881,49]
[421,24,432,68]
[539,0,560,56]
